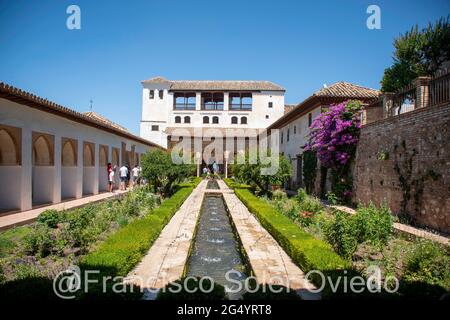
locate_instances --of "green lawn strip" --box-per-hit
[224,179,349,294]
[79,180,199,298]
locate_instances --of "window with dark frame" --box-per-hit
[149,90,155,99]
[184,116,191,124]
[174,92,196,110]
[201,92,224,110]
[281,131,284,144]
[175,116,181,123]
[241,116,247,124]
[151,125,159,131]
[294,126,297,134]
[212,116,219,124]
[231,116,238,124]
[287,128,290,142]
[268,102,273,108]
[308,113,313,127]
[229,92,252,110]
[203,116,210,124]
[159,89,164,99]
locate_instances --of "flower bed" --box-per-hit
[0,177,201,300]
[224,180,348,294]
[264,187,450,299]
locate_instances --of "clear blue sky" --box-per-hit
[1,0,449,135]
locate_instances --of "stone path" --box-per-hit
[217,180,319,300]
[125,179,319,300]
[0,190,128,231]
[124,180,207,299]
[326,204,449,246]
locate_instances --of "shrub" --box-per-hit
[324,211,358,260]
[296,188,324,214]
[325,203,394,259]
[23,225,54,258]
[37,209,61,228]
[353,202,393,247]
[80,186,194,280]
[403,240,450,288]
[232,186,348,295]
[272,189,287,200]
[296,188,308,203]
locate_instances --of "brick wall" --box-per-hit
[353,103,450,234]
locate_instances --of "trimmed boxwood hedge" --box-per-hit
[78,179,200,298]
[224,180,349,293]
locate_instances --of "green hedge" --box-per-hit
[79,180,200,298]
[82,181,198,275]
[225,180,349,292]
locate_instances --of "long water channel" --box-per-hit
[186,179,248,299]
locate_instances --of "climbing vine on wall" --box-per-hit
[393,140,441,223]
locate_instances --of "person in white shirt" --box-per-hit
[119,165,128,190]
[131,165,140,188]
[109,166,116,192]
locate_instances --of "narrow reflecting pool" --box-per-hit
[186,193,248,299]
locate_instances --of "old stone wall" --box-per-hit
[353,103,450,234]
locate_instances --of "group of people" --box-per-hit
[202,161,220,176]
[107,163,142,192]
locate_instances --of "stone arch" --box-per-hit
[33,134,54,166]
[0,127,20,165]
[83,142,94,167]
[99,145,108,166]
[112,148,119,167]
[62,139,77,166]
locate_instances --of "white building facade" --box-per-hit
[0,83,159,213]
[140,77,286,150]
[268,82,380,190]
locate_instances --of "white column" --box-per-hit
[53,134,62,203]
[223,92,229,111]
[76,139,83,198]
[195,92,201,111]
[20,127,32,211]
[93,143,99,195]
[224,150,229,178]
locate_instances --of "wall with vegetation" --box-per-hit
[353,103,450,233]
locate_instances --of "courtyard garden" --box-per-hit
[0,149,200,299]
[224,177,449,299]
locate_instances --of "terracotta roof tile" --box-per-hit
[142,77,285,91]
[313,81,380,99]
[84,111,129,133]
[0,82,161,149]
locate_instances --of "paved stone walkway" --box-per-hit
[125,179,319,300]
[326,204,449,246]
[124,180,207,299]
[217,180,319,300]
[0,190,128,231]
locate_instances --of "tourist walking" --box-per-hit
[109,165,116,192]
[132,165,140,188]
[119,164,128,190]
[212,161,219,175]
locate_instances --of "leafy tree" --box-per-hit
[231,150,292,195]
[141,149,194,196]
[381,16,450,92]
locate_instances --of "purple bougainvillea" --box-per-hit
[304,100,361,169]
